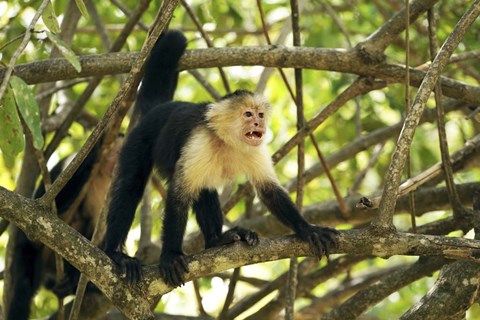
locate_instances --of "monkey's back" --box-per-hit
[138,101,210,180]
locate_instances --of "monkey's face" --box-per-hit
[206,92,271,148]
[242,108,266,146]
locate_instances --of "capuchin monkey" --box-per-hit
[6,136,123,320]
[102,30,338,288]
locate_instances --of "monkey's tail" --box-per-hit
[135,30,187,117]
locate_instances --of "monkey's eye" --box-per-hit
[259,113,264,118]
[244,111,253,117]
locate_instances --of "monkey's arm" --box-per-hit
[256,181,338,258]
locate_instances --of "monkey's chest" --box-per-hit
[178,128,268,197]
[181,147,247,193]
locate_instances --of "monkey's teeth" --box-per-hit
[246,131,263,140]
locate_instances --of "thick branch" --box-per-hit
[3,186,480,310]
[400,260,480,319]
[0,187,153,319]
[3,47,479,104]
[323,257,448,320]
[356,0,440,61]
[144,228,480,302]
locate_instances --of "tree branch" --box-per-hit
[3,46,479,104]
[0,187,153,319]
[371,0,480,230]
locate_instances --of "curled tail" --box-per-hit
[136,30,187,117]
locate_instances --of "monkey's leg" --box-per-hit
[193,189,223,248]
[194,189,259,248]
[159,185,190,287]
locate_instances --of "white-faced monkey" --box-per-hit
[101,30,338,287]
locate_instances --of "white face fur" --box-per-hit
[206,93,271,149]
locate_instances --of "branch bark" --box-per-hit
[3,46,479,104]
[371,0,480,230]
[0,187,153,319]
[3,185,480,313]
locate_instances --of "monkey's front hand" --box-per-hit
[109,251,143,284]
[159,251,189,287]
[298,225,339,259]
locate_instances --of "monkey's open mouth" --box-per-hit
[245,131,263,140]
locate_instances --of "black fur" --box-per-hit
[102,30,338,288]
[136,30,189,117]
[258,182,338,257]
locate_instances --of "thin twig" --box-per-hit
[193,280,209,316]
[86,0,112,50]
[358,133,480,211]
[287,0,303,318]
[181,0,231,94]
[110,0,149,31]
[311,138,350,217]
[219,268,241,319]
[188,69,222,100]
[427,8,464,219]
[350,143,386,194]
[404,0,417,233]
[371,0,480,231]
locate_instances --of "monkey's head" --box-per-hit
[206,90,271,148]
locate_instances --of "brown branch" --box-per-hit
[0,187,153,319]
[355,0,440,62]
[323,257,449,319]
[287,100,464,192]
[371,1,480,231]
[400,192,480,319]
[5,182,479,317]
[428,8,464,219]
[400,259,480,319]
[4,47,480,104]
[144,228,480,302]
[181,0,231,93]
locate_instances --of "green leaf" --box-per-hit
[42,1,61,33]
[75,0,89,19]
[10,76,45,150]
[46,31,82,72]
[0,86,25,168]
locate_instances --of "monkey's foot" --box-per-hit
[216,226,260,246]
[298,225,339,259]
[159,251,189,288]
[109,251,143,284]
